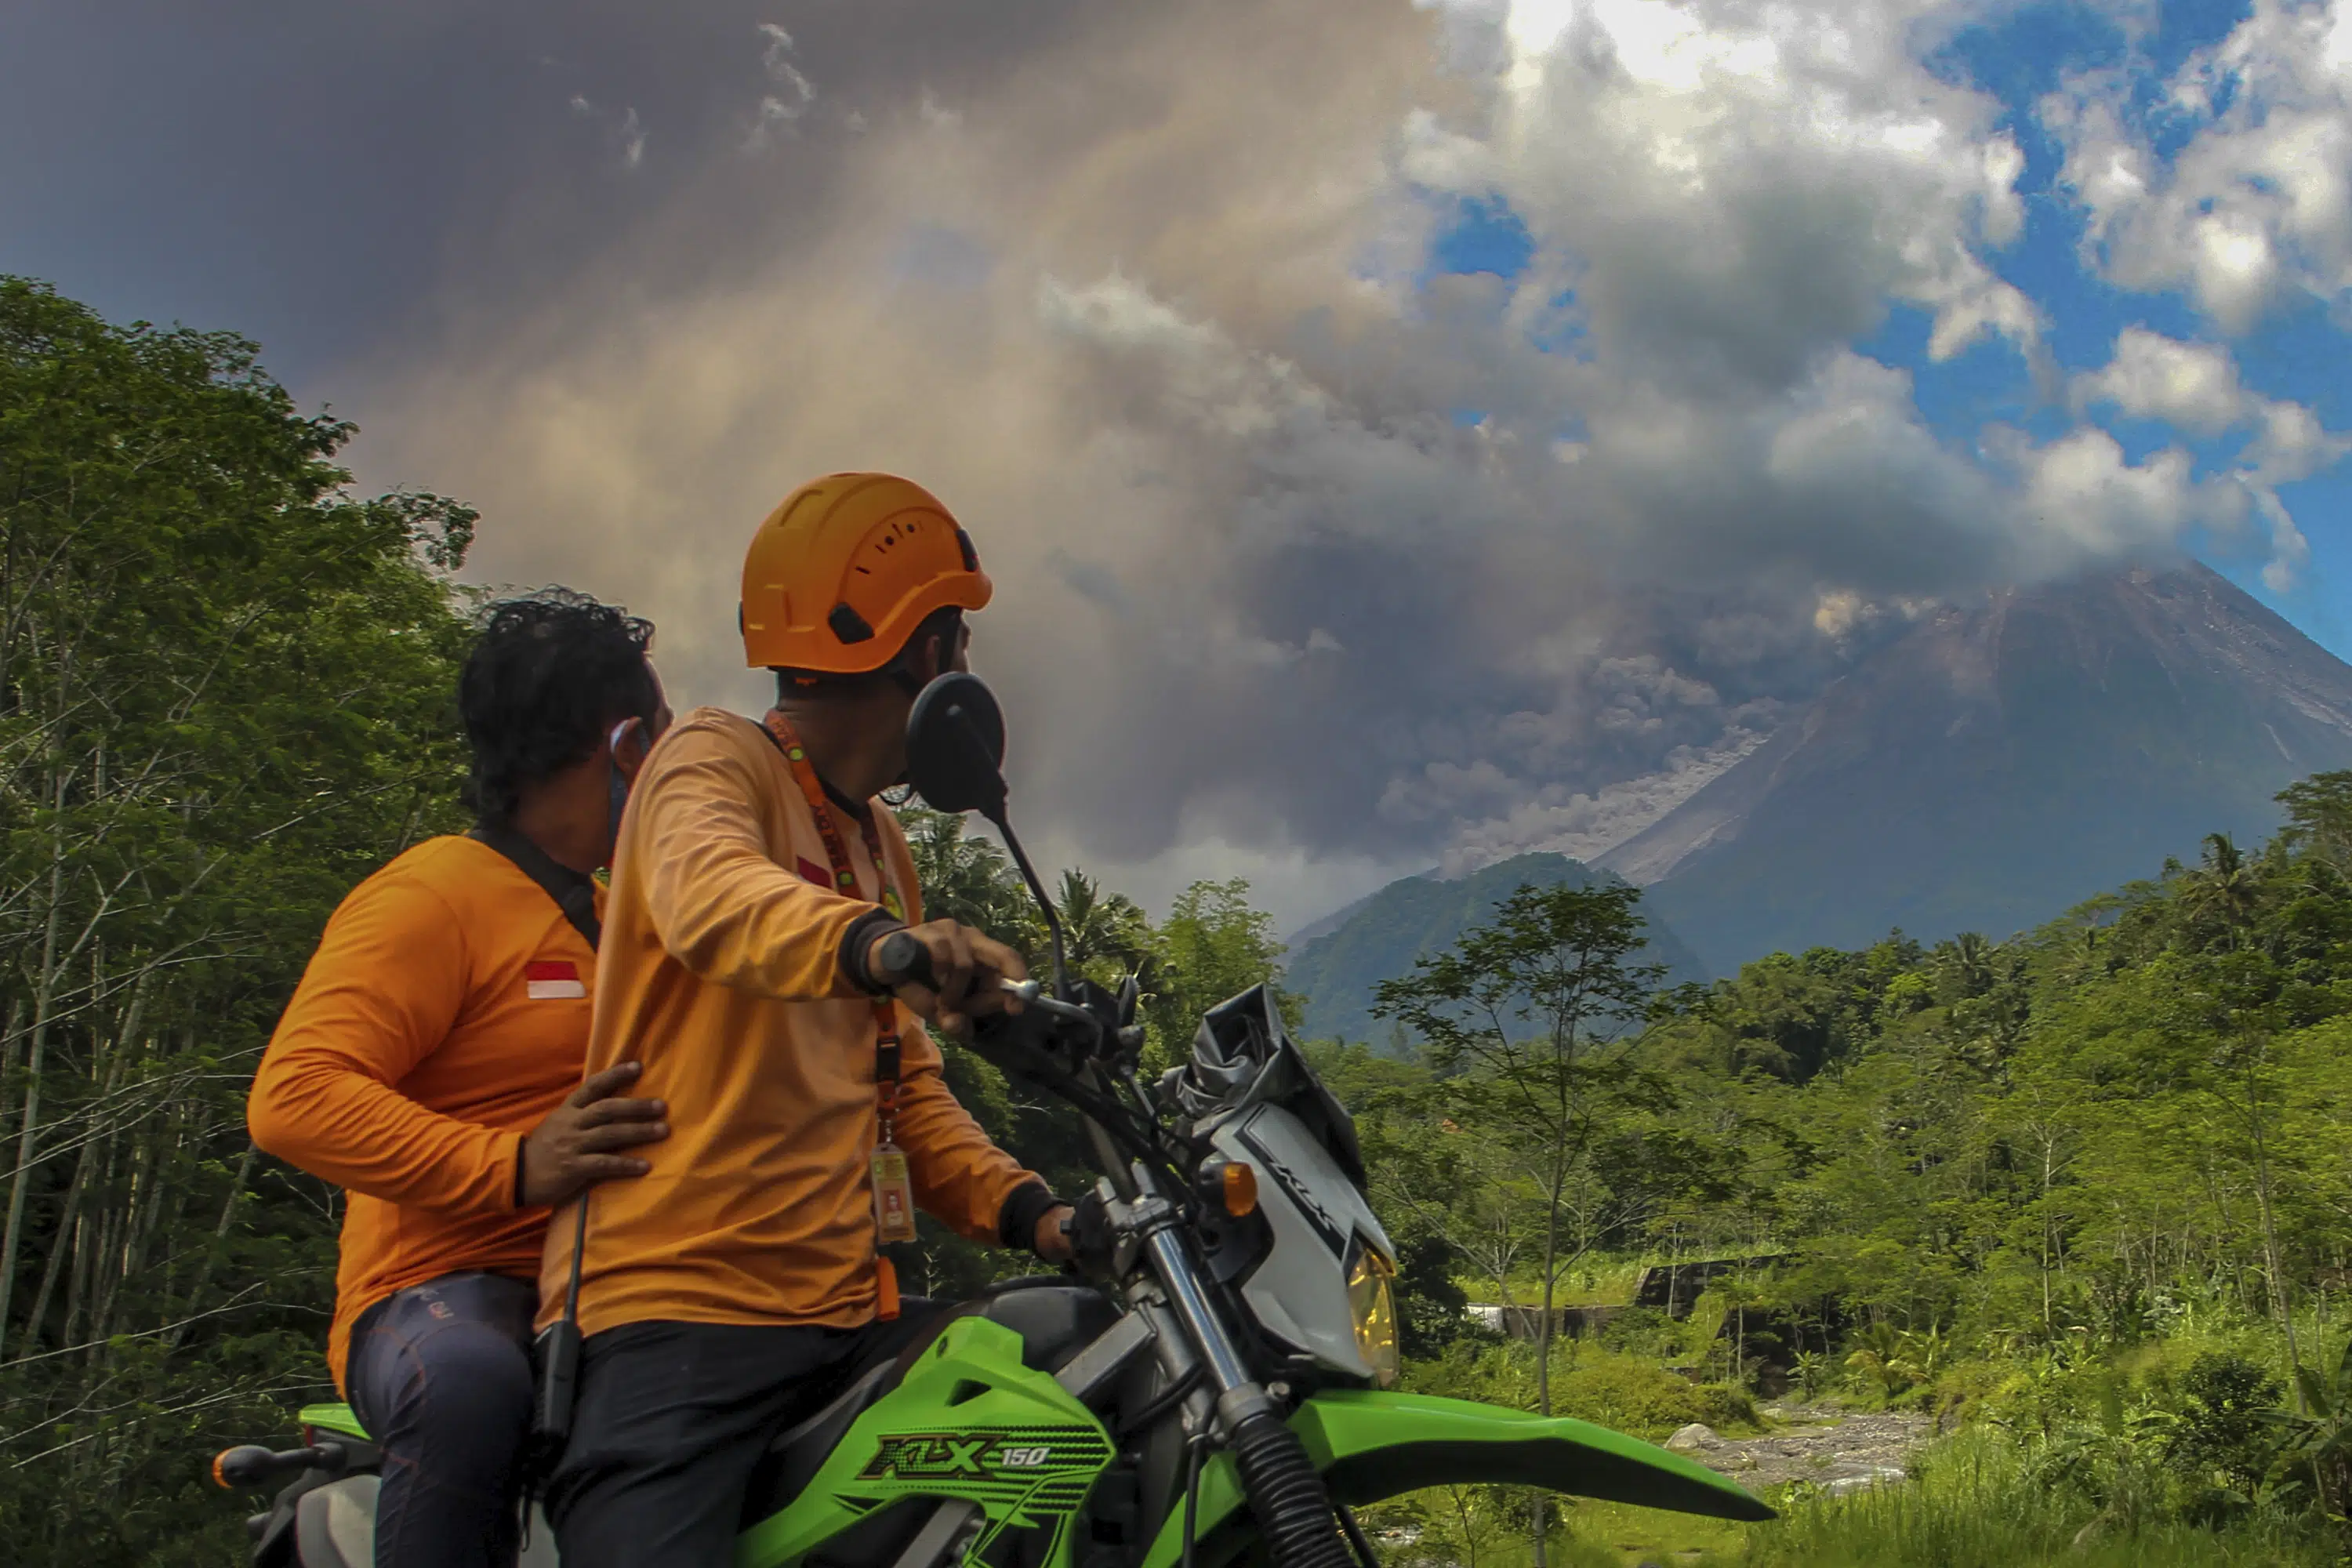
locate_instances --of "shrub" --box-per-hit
[2163,1352,2281,1497]
[1405,1340,1759,1439]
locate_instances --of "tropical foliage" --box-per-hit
[0,277,477,1560]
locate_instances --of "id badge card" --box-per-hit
[872,1140,916,1244]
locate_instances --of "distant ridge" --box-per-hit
[1281,852,1708,1047]
[1606,564,2352,973]
[1283,872,1436,953]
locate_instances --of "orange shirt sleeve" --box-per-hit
[634,721,871,1000]
[248,869,522,1217]
[895,1012,1047,1244]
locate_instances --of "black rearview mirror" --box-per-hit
[906,672,1009,821]
[902,671,1076,1001]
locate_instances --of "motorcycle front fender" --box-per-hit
[1138,1389,1773,1568]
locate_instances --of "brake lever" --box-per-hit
[1004,978,1107,1040]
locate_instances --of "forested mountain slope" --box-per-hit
[1282,852,1707,1046]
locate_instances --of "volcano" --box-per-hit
[1596,564,2352,974]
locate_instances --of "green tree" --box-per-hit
[2177,833,2265,949]
[1145,877,1294,1060]
[2277,771,2352,869]
[898,804,1040,948]
[0,277,475,1561]
[1051,869,1153,989]
[1370,880,1668,1564]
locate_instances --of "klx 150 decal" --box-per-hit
[862,1434,1064,1480]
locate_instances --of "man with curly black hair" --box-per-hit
[249,590,673,1568]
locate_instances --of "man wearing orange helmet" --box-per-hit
[536,474,1071,1566]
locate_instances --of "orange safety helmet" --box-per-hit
[740,473,993,673]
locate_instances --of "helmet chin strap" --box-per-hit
[606,760,628,862]
[604,719,637,863]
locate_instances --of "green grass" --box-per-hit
[1733,1431,2336,1567]
[1371,1430,2341,1568]
[1467,1260,1660,1308]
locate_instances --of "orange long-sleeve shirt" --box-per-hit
[249,835,597,1390]
[539,706,1042,1340]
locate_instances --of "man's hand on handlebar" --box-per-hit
[868,920,1029,1037]
[1034,1203,1077,1265]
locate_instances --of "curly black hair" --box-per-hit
[460,590,659,826]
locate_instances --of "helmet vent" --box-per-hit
[828,603,876,644]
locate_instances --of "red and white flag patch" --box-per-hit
[525,960,586,1000]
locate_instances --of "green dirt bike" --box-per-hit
[211,673,1770,1568]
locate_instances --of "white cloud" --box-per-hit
[2071,327,2247,435]
[2005,427,2213,562]
[746,21,817,150]
[1420,0,2041,394]
[919,90,962,131]
[567,93,647,169]
[2045,0,2352,331]
[2068,327,2347,581]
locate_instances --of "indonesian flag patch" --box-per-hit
[525,960,586,1000]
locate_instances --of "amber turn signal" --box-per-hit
[210,1446,266,1489]
[1221,1160,1258,1218]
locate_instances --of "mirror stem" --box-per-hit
[987,810,1070,1000]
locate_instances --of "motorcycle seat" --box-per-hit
[741,1281,1118,1528]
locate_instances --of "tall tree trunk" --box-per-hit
[1529,1156,1566,1568]
[0,797,70,1362]
[60,1207,91,1352]
[0,998,24,1125]
[170,1142,257,1351]
[24,1124,99,1354]
[2244,1051,2304,1408]
[25,972,145,1355]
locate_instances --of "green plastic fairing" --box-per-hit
[735,1316,1115,1568]
[1138,1389,1773,1568]
[297,1403,369,1442]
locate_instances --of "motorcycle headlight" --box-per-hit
[1345,1240,1401,1388]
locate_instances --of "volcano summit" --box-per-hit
[1594,565,2352,974]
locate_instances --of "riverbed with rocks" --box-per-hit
[1663,1403,1938,1496]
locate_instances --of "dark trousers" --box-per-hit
[545,1306,937,1568]
[347,1272,539,1568]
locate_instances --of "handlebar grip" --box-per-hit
[874,929,938,991]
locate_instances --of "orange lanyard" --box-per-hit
[760,712,906,1134]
